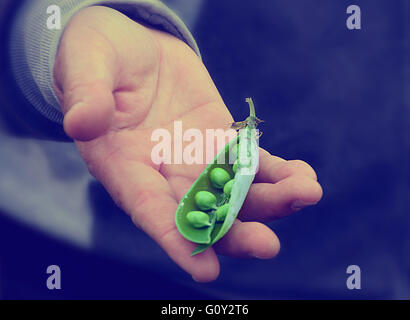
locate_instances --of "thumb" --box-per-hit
[54,25,117,141]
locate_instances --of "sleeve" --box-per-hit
[9,0,201,125]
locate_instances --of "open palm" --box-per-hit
[54,6,322,282]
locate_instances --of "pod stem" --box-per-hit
[245,97,255,118]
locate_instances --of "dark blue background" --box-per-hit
[0,0,409,299]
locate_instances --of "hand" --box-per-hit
[54,6,322,282]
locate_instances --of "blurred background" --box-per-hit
[0,0,409,299]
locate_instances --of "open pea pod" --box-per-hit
[175,135,239,244]
[175,98,260,255]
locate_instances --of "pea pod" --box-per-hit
[174,136,238,244]
[175,98,261,255]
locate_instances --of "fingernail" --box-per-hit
[252,253,267,259]
[252,244,279,260]
[291,200,316,211]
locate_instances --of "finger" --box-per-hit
[238,175,323,222]
[213,220,280,259]
[54,16,117,141]
[97,157,220,282]
[255,149,317,183]
[166,175,196,202]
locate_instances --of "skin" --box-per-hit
[53,6,323,282]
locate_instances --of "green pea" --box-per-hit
[210,168,231,189]
[233,160,238,174]
[223,179,235,196]
[215,204,229,222]
[186,211,212,228]
[195,191,217,211]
